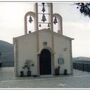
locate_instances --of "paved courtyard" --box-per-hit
[0,67,90,88]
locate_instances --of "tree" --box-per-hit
[75,2,90,17]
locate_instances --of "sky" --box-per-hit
[0,2,90,57]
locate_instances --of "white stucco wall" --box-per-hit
[39,30,52,53]
[14,30,72,76]
[54,35,72,74]
[14,33,37,76]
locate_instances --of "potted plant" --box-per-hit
[55,66,60,75]
[23,60,34,77]
[20,70,24,77]
[64,69,68,75]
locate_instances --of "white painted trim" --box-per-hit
[70,40,73,75]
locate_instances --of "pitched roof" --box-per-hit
[14,28,74,40]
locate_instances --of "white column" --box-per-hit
[35,3,40,75]
[49,3,55,75]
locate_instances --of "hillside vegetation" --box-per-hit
[0,40,14,67]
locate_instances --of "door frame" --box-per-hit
[39,49,51,75]
[37,47,54,76]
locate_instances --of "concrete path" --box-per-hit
[0,67,90,88]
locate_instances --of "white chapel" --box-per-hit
[13,3,73,77]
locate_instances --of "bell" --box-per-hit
[53,16,57,24]
[41,14,46,22]
[47,23,50,27]
[29,31,31,34]
[42,3,45,7]
[42,3,45,13]
[39,24,41,27]
[42,6,45,12]
[29,16,33,23]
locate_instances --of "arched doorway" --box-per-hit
[39,49,51,75]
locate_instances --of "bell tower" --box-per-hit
[35,3,53,31]
[24,2,63,35]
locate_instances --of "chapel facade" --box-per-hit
[13,3,73,77]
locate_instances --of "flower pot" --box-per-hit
[27,70,31,76]
[20,71,24,77]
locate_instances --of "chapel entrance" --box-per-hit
[39,49,51,75]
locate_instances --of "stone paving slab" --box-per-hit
[0,67,90,88]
